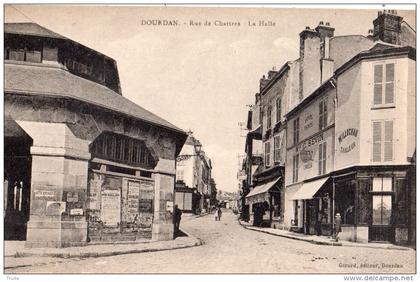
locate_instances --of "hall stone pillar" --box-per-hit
[17,121,91,248]
[152,158,176,241]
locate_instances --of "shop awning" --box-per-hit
[290,177,329,200]
[245,177,281,205]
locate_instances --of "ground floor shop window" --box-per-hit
[175,191,192,211]
[293,200,299,226]
[335,181,355,225]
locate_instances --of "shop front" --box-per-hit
[245,177,282,227]
[290,167,412,245]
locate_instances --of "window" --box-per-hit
[318,141,327,175]
[176,169,184,181]
[91,132,156,168]
[274,135,281,163]
[267,106,272,130]
[372,120,393,162]
[319,99,328,130]
[293,200,299,226]
[372,177,393,226]
[265,142,271,167]
[373,63,395,106]
[293,154,299,183]
[276,97,282,123]
[293,118,300,145]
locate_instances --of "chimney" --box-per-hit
[299,25,321,100]
[259,75,270,91]
[267,69,277,80]
[315,21,335,40]
[373,9,403,44]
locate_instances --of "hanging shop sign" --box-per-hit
[338,128,358,153]
[101,189,121,226]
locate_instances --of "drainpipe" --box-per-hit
[332,178,336,235]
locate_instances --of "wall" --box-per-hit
[359,57,411,166]
[176,143,195,188]
[335,62,362,170]
[285,88,335,186]
[329,35,374,70]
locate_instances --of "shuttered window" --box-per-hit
[318,141,327,175]
[373,63,395,106]
[384,120,393,161]
[319,99,328,130]
[267,106,272,130]
[372,120,393,162]
[265,141,271,167]
[276,98,282,123]
[274,135,281,163]
[293,154,299,183]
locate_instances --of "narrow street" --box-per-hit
[8,210,415,274]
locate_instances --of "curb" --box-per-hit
[238,219,412,251]
[7,233,203,269]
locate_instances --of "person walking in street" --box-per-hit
[217,207,222,221]
[174,205,182,232]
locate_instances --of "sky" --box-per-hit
[4,4,415,193]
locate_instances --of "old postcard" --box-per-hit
[2,3,417,279]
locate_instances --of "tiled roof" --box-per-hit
[5,62,185,134]
[5,22,67,39]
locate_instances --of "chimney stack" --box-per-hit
[373,9,403,44]
[259,75,270,91]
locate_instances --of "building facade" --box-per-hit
[242,10,416,246]
[4,23,187,247]
[175,132,212,214]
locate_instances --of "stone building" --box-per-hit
[4,23,187,247]
[243,10,416,245]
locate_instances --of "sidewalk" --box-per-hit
[4,230,202,270]
[239,220,413,251]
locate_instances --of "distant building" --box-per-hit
[4,23,187,247]
[175,132,212,214]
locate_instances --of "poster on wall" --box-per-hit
[88,178,102,210]
[128,181,140,215]
[101,189,121,227]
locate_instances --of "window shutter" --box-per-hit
[384,120,393,161]
[385,64,395,104]
[374,65,383,83]
[374,65,383,105]
[318,143,322,175]
[322,142,327,173]
[372,121,382,162]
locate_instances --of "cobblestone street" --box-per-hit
[7,210,415,274]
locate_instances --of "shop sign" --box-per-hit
[101,189,121,226]
[66,192,79,202]
[70,208,84,216]
[298,132,324,151]
[303,114,314,130]
[34,190,55,200]
[338,128,358,153]
[166,201,174,212]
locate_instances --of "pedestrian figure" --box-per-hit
[174,205,182,232]
[217,207,222,221]
[334,213,342,241]
[214,208,219,221]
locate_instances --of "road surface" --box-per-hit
[8,210,415,274]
